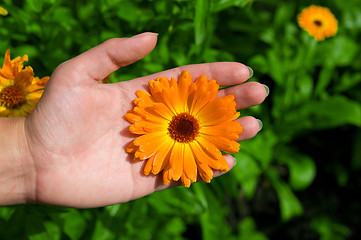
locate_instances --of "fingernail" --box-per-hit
[131,32,159,38]
[247,66,253,78]
[257,119,263,132]
[232,156,237,165]
[262,84,269,97]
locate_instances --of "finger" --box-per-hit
[125,62,252,87]
[58,32,158,84]
[218,82,267,109]
[236,116,261,141]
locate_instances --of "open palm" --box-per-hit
[24,33,267,208]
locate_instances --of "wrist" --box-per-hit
[0,117,36,205]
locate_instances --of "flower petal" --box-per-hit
[183,144,197,183]
[197,95,238,126]
[202,134,240,154]
[200,121,242,140]
[168,142,184,181]
[152,140,174,175]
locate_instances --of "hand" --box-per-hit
[23,32,267,208]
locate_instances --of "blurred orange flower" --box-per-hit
[0,6,8,16]
[125,70,242,187]
[0,50,49,117]
[298,5,338,41]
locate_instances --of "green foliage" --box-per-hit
[1,0,361,239]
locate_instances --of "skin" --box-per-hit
[0,32,267,208]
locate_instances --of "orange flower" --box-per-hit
[298,5,338,41]
[0,50,49,117]
[0,6,8,16]
[125,70,242,187]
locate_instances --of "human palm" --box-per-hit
[24,33,267,208]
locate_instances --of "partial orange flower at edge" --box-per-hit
[298,5,338,41]
[0,6,8,16]
[125,70,242,187]
[0,50,49,117]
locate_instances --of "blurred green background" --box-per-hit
[1,0,361,239]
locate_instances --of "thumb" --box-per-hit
[57,32,158,83]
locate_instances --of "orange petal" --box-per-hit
[133,132,165,147]
[126,142,138,153]
[202,135,240,154]
[189,142,214,181]
[181,174,192,188]
[206,79,219,100]
[200,121,242,140]
[145,102,174,121]
[188,87,213,116]
[158,76,170,88]
[136,89,154,101]
[163,169,171,185]
[136,134,169,160]
[144,154,156,175]
[149,79,166,103]
[129,120,167,135]
[135,90,156,108]
[177,71,193,112]
[152,140,174,175]
[183,144,197,183]
[129,122,146,135]
[193,139,228,171]
[132,107,148,118]
[168,142,183,181]
[198,167,212,183]
[170,76,177,88]
[125,112,143,123]
[195,137,223,160]
[197,95,238,126]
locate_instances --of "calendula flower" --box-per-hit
[125,70,242,187]
[0,49,49,117]
[0,6,8,16]
[298,5,338,41]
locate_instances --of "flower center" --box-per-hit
[313,19,323,27]
[168,112,200,143]
[0,85,26,108]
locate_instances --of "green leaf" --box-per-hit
[60,209,86,240]
[194,0,210,54]
[238,217,269,240]
[232,152,261,199]
[194,184,232,240]
[311,216,351,240]
[289,156,316,191]
[0,207,15,221]
[266,49,284,84]
[297,95,361,129]
[91,219,115,240]
[212,0,249,12]
[26,0,44,13]
[315,36,359,67]
[315,65,334,96]
[249,55,269,74]
[266,167,303,221]
[273,3,294,28]
[334,72,361,93]
[296,74,314,101]
[278,149,316,191]
[115,1,140,23]
[240,129,278,169]
[29,221,61,240]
